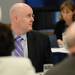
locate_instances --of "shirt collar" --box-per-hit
[13,32,27,41]
[21,34,27,41]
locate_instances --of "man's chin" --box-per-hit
[27,27,32,32]
[29,28,32,32]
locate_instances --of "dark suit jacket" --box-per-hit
[27,30,52,72]
[45,55,75,75]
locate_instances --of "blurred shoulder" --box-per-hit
[0,57,36,75]
[56,20,65,25]
[0,57,33,66]
[55,20,66,32]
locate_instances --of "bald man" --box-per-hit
[9,3,52,72]
[0,23,36,75]
[45,22,75,75]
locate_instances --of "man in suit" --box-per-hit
[45,22,75,75]
[0,23,36,75]
[9,3,52,72]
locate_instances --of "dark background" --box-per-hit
[24,0,74,30]
[25,0,64,10]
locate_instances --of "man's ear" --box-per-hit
[14,14,18,21]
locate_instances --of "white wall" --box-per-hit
[0,0,24,23]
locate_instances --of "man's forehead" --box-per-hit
[11,3,32,13]
[13,3,30,8]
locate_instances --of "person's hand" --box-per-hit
[57,39,64,48]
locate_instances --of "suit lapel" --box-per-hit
[27,31,36,58]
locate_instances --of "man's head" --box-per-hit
[63,22,75,54]
[9,3,34,35]
[0,23,15,56]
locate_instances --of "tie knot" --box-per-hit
[15,36,23,41]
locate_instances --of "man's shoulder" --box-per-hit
[45,57,75,75]
[52,57,73,69]
[30,30,49,38]
[44,58,69,75]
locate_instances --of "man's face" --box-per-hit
[17,6,34,33]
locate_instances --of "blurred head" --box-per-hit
[63,22,75,55]
[0,23,15,56]
[9,3,34,35]
[60,0,75,26]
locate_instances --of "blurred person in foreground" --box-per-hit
[54,0,75,47]
[44,22,75,75]
[0,23,36,75]
[9,3,52,72]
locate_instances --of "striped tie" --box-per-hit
[14,36,24,57]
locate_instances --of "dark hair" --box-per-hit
[0,23,15,56]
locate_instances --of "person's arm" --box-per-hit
[54,20,66,47]
[57,39,64,47]
[54,20,66,39]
